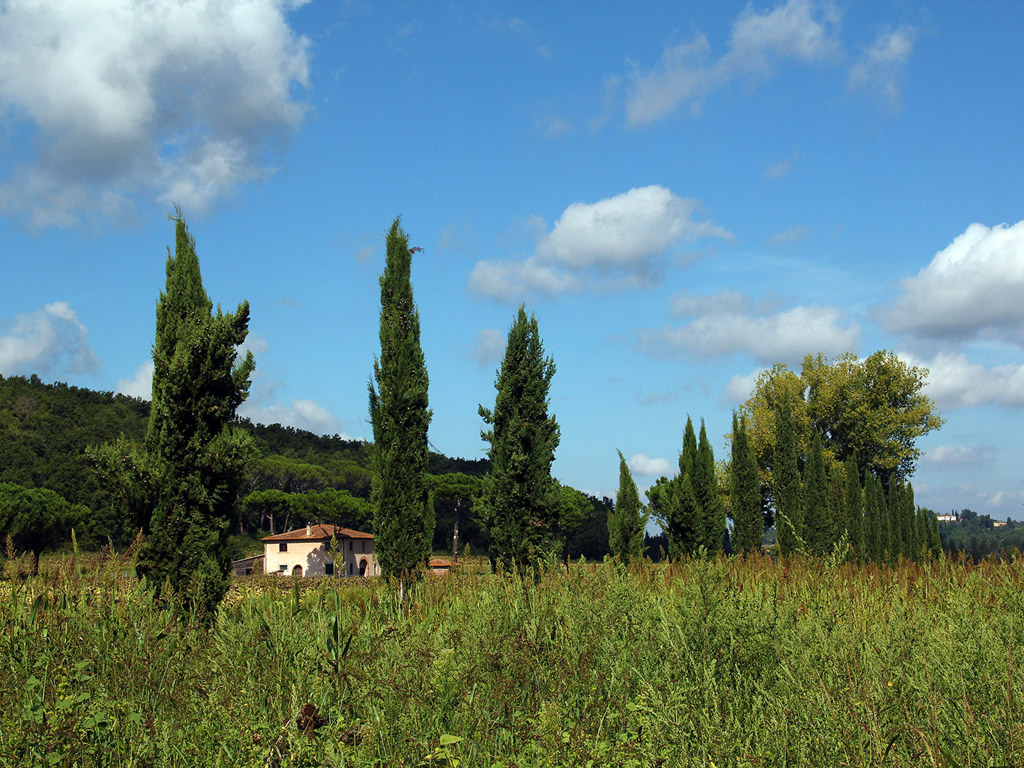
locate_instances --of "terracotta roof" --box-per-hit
[429,558,453,568]
[262,524,373,542]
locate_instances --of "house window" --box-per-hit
[360,541,365,552]
[348,562,354,576]
[279,565,287,573]
[348,541,353,551]
[325,562,334,576]
[279,542,288,552]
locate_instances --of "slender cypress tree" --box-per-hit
[828,466,847,550]
[608,450,648,561]
[136,210,255,616]
[369,218,433,581]
[773,398,803,556]
[845,454,864,560]
[479,307,560,570]
[731,413,762,555]
[695,420,724,554]
[681,417,698,480]
[864,474,883,564]
[927,508,942,558]
[803,430,831,555]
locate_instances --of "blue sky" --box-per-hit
[1,0,1023,518]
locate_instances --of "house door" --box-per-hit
[358,559,367,577]
[292,565,303,577]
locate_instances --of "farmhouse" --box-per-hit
[262,523,380,578]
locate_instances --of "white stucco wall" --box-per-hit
[263,537,380,578]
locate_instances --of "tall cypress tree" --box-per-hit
[845,454,864,560]
[479,307,560,570]
[695,420,724,554]
[731,413,762,555]
[608,450,648,561]
[136,210,255,616]
[773,398,803,556]
[369,218,433,581]
[803,430,831,555]
[864,474,883,564]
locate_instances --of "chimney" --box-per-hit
[306,522,312,537]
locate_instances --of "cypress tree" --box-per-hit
[608,450,648,561]
[927,508,942,558]
[369,218,433,581]
[695,420,724,554]
[773,397,803,556]
[803,430,831,555]
[681,416,698,480]
[731,413,762,555]
[845,454,864,560]
[479,307,560,570]
[864,474,883,564]
[828,466,846,551]
[136,210,255,616]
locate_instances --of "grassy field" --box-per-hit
[0,549,1021,767]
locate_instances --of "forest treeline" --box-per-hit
[0,372,613,563]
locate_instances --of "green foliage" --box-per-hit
[730,413,762,555]
[0,483,83,571]
[695,420,725,554]
[478,307,560,570]
[803,431,832,555]
[369,218,433,581]
[845,454,864,559]
[773,397,803,556]
[740,350,943,494]
[608,451,647,561]
[123,211,256,618]
[4,554,1024,766]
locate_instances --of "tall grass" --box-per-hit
[0,551,1020,766]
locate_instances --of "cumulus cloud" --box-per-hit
[627,0,841,126]
[724,367,766,403]
[239,396,346,436]
[848,25,917,110]
[0,0,310,228]
[628,454,673,477]
[0,302,99,376]
[116,360,154,400]
[639,305,859,364]
[887,221,1024,344]
[924,444,994,466]
[901,351,1024,409]
[470,186,730,301]
[471,329,507,367]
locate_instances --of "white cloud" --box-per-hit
[471,329,507,367]
[239,397,345,436]
[670,290,750,317]
[628,453,673,477]
[724,367,766,403]
[0,0,310,228]
[0,302,99,376]
[640,305,859,364]
[627,0,841,126]
[538,186,730,268]
[767,225,809,247]
[848,25,916,110]
[468,257,581,302]
[887,221,1024,344]
[470,186,730,302]
[924,444,993,466]
[900,351,1024,409]
[116,360,154,400]
[988,490,1024,509]
[764,157,794,179]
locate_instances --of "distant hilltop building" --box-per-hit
[935,511,959,523]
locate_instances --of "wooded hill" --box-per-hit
[0,373,611,560]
